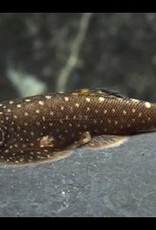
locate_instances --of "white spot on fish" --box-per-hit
[98,97,104,102]
[45,95,52,99]
[114,120,118,125]
[42,116,46,121]
[25,99,31,102]
[123,110,127,115]
[86,97,91,102]
[75,103,80,107]
[24,112,29,116]
[138,113,142,117]
[145,102,151,108]
[73,115,77,119]
[36,121,40,126]
[64,97,69,101]
[93,119,97,124]
[39,101,44,105]
[108,119,111,123]
[17,104,22,108]
[131,98,140,103]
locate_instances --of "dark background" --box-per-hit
[0,13,156,101]
[0,13,156,217]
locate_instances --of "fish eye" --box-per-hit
[0,127,4,148]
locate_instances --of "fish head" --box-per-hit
[0,123,14,153]
[0,126,5,148]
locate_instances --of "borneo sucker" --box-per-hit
[0,88,155,165]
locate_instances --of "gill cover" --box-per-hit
[0,127,5,148]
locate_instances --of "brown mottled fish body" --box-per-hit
[0,88,155,164]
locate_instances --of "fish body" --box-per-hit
[0,88,155,164]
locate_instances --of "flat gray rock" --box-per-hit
[0,132,156,217]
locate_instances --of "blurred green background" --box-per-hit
[0,13,156,101]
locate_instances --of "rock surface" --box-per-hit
[0,132,156,217]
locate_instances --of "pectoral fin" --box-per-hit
[0,148,74,165]
[81,135,128,149]
[0,134,128,165]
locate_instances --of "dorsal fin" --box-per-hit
[70,88,127,99]
[94,88,127,99]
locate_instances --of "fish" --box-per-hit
[0,88,155,165]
